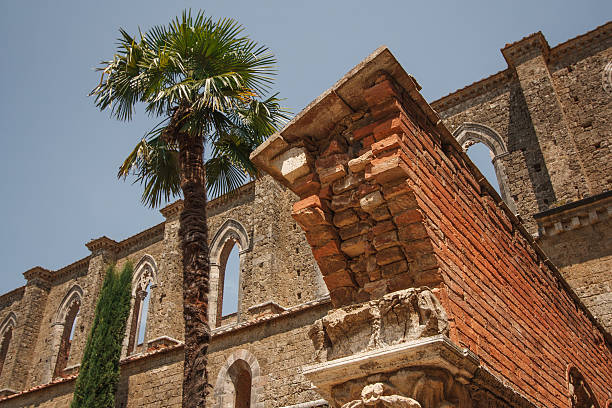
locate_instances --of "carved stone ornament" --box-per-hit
[309,287,449,362]
[335,366,473,408]
[341,383,421,408]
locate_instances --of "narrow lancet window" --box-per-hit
[53,299,80,377]
[128,258,157,355]
[228,359,252,408]
[0,317,15,377]
[221,243,240,318]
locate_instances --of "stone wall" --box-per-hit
[432,22,612,234]
[0,23,610,408]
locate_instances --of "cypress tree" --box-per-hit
[71,262,133,408]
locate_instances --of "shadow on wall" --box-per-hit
[508,85,556,212]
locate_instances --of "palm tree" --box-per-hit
[91,11,287,407]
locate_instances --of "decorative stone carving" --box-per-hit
[341,383,421,408]
[309,288,449,362]
[336,367,472,408]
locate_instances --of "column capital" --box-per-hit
[160,200,183,220]
[85,236,119,256]
[501,31,550,68]
[23,266,52,287]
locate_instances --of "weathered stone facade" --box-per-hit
[0,23,610,408]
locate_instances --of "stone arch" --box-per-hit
[209,219,250,327]
[126,255,159,355]
[214,349,263,408]
[54,285,83,325]
[132,254,159,295]
[566,365,601,408]
[0,313,17,378]
[0,313,17,336]
[453,123,517,213]
[48,285,82,381]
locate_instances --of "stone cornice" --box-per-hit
[431,22,611,113]
[430,69,512,114]
[302,335,480,401]
[0,286,25,308]
[116,223,165,255]
[160,199,183,219]
[53,256,90,281]
[212,295,331,337]
[501,31,550,68]
[534,191,612,237]
[85,236,119,254]
[23,266,52,286]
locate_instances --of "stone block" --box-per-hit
[348,150,373,173]
[360,191,384,213]
[271,147,312,184]
[333,209,359,228]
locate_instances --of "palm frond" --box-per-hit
[94,9,289,206]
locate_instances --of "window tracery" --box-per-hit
[127,256,158,355]
[0,313,16,378]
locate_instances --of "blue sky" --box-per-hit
[0,1,609,296]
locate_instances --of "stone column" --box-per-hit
[501,33,586,208]
[6,267,52,392]
[160,200,185,342]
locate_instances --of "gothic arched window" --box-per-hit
[453,123,517,214]
[127,256,158,355]
[0,313,16,378]
[53,286,82,378]
[209,220,250,328]
[214,350,262,408]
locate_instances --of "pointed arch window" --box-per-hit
[454,123,517,214]
[214,349,262,408]
[53,287,82,378]
[127,256,158,355]
[0,314,16,378]
[209,220,250,328]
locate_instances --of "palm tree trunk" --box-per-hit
[177,130,210,408]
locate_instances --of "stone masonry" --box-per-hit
[0,24,610,408]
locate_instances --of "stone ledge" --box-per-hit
[248,300,287,319]
[302,335,479,397]
[534,190,612,237]
[212,296,331,337]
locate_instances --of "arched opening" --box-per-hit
[568,366,601,408]
[214,349,261,408]
[53,299,80,377]
[227,359,252,408]
[209,219,249,328]
[0,316,15,378]
[454,123,517,214]
[465,142,501,193]
[221,243,241,318]
[127,257,157,355]
[128,281,151,354]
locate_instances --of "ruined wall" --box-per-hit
[432,23,612,234]
[0,173,324,406]
[251,43,612,406]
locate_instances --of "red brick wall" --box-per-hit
[358,79,612,406]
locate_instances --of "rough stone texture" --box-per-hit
[433,23,612,235]
[534,192,612,332]
[0,24,611,408]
